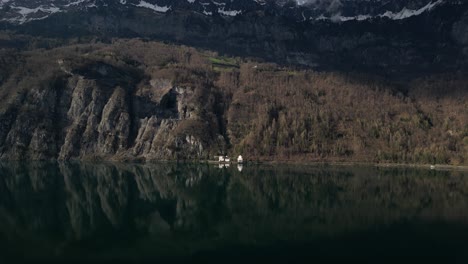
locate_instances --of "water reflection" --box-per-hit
[0,162,467,261]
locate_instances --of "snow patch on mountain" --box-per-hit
[218,7,242,16]
[380,0,444,20]
[2,5,61,24]
[317,0,444,22]
[0,0,450,24]
[134,1,171,13]
[64,0,88,7]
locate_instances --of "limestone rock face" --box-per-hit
[0,57,226,161]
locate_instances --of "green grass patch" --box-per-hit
[209,56,238,68]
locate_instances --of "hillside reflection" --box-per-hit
[0,162,467,261]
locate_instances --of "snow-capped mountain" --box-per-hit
[0,0,467,73]
[4,0,261,24]
[0,0,453,24]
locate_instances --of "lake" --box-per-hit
[0,162,467,263]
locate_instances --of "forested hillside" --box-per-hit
[0,37,466,164]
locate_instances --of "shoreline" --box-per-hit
[204,159,467,172]
[256,160,468,172]
[1,159,467,172]
[202,159,468,171]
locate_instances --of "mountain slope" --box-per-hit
[0,1,467,164]
[1,0,467,74]
[0,39,466,164]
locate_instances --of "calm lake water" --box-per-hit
[0,162,467,263]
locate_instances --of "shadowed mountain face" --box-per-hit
[0,162,468,262]
[0,0,447,23]
[0,0,468,74]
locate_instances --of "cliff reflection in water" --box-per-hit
[0,162,468,261]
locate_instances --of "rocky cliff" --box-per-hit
[0,41,227,161]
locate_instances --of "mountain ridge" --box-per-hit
[0,0,457,24]
[1,0,467,75]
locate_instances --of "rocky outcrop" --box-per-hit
[0,54,226,161]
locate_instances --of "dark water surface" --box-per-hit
[0,162,467,263]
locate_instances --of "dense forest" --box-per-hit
[0,34,466,165]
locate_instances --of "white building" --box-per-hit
[237,155,243,163]
[217,156,230,163]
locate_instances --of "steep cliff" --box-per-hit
[0,42,227,161]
